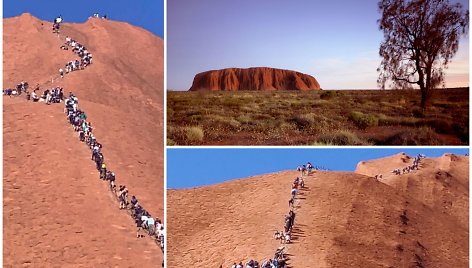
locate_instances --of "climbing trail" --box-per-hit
[51,20,164,249]
[4,14,164,267]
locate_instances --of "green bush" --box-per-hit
[348,111,378,129]
[185,126,204,142]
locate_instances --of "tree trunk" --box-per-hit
[420,88,428,110]
[422,61,433,111]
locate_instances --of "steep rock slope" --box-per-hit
[4,13,163,266]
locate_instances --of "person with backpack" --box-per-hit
[100,163,107,179]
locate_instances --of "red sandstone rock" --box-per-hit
[189,67,321,91]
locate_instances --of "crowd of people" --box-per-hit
[34,87,64,103]
[3,81,65,105]
[296,162,313,176]
[391,154,425,175]
[296,162,331,177]
[3,81,29,96]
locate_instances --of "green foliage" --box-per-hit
[348,111,379,129]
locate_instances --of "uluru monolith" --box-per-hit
[189,67,321,91]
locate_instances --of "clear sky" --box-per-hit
[167,148,469,189]
[168,0,469,90]
[3,0,164,38]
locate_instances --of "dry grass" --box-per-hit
[167,88,469,145]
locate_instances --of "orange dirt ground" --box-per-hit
[168,153,468,267]
[4,14,163,267]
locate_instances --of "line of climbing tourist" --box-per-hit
[391,154,425,175]
[64,93,164,252]
[60,36,93,77]
[4,81,65,105]
[3,81,29,96]
[228,162,315,268]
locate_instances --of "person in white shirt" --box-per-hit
[141,214,149,229]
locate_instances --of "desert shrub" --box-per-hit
[204,115,241,130]
[236,114,252,124]
[376,113,388,121]
[292,113,315,130]
[412,106,424,118]
[382,127,441,145]
[167,138,177,146]
[317,130,370,145]
[185,126,204,142]
[279,122,297,131]
[348,111,378,129]
[320,90,336,100]
[227,118,242,129]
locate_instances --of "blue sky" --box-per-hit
[167,148,469,189]
[168,0,469,90]
[3,0,164,38]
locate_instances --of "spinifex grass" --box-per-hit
[167,88,469,146]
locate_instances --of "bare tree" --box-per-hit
[377,0,468,109]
